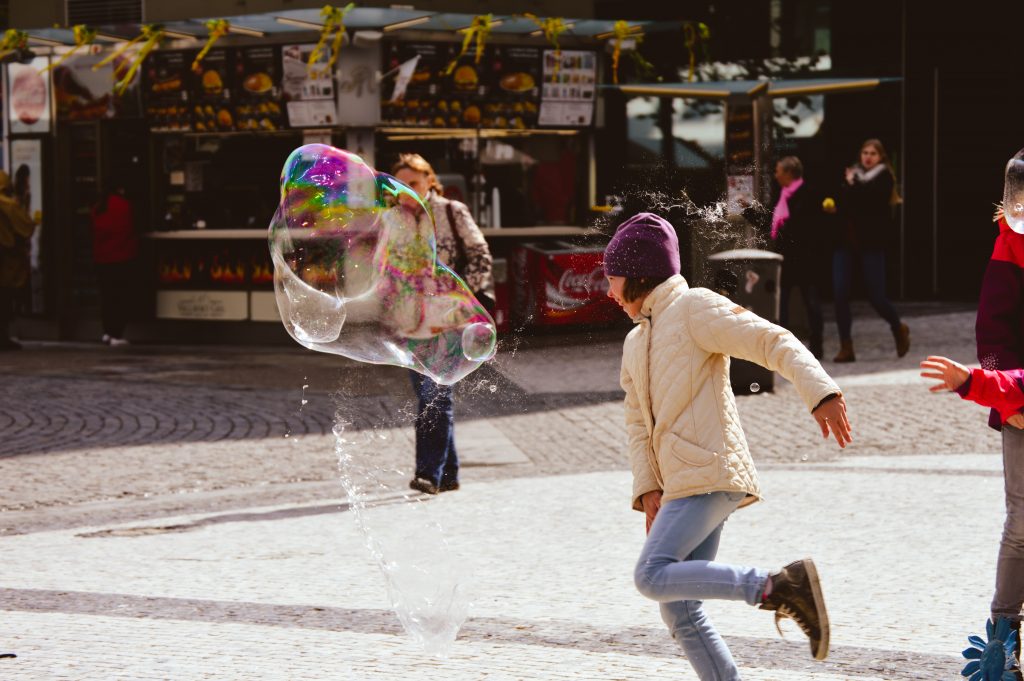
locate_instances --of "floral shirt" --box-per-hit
[423,192,493,296]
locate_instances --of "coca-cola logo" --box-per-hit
[558,266,609,296]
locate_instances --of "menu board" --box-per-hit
[486,45,541,130]
[537,50,596,127]
[53,52,140,121]
[7,57,52,134]
[234,46,285,132]
[189,48,235,132]
[381,41,542,129]
[381,41,453,127]
[143,51,191,131]
[282,44,337,127]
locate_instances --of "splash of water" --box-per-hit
[333,414,471,657]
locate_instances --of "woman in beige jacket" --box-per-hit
[604,213,852,680]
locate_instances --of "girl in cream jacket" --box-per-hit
[604,212,852,681]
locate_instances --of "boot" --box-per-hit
[833,340,855,363]
[759,558,830,661]
[893,323,911,358]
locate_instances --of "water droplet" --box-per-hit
[489,385,498,393]
[801,455,809,462]
[749,382,760,393]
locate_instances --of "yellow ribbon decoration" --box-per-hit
[93,25,163,95]
[445,14,495,76]
[611,21,637,85]
[0,30,28,64]
[41,25,96,73]
[683,22,710,82]
[522,14,567,80]
[192,19,230,73]
[308,4,354,77]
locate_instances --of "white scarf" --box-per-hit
[851,163,888,183]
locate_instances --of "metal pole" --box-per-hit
[932,67,939,296]
[899,0,907,298]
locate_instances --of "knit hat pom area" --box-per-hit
[602,212,681,279]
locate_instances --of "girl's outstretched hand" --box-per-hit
[812,394,852,448]
[919,355,969,392]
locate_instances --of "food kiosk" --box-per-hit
[16,9,670,340]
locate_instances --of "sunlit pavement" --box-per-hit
[0,303,1001,679]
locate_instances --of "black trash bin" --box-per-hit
[706,249,783,395]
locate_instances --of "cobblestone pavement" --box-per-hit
[0,302,1006,679]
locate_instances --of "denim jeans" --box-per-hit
[408,371,458,487]
[993,426,1024,622]
[832,248,902,342]
[635,492,769,681]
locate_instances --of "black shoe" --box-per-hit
[759,558,830,661]
[439,480,460,492]
[409,477,439,495]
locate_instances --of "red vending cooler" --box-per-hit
[512,242,620,326]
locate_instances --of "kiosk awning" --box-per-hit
[605,77,900,100]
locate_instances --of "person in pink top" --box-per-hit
[90,183,138,346]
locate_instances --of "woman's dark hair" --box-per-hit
[623,276,669,303]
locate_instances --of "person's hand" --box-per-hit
[812,394,852,448]
[844,167,855,185]
[1008,414,1024,430]
[995,203,1006,223]
[642,490,663,534]
[919,356,970,392]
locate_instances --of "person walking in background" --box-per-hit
[90,182,138,346]
[391,153,494,496]
[831,138,909,363]
[770,156,828,359]
[604,212,851,680]
[0,171,37,350]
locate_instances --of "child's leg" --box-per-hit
[860,251,901,330]
[634,492,767,606]
[658,524,742,680]
[993,426,1024,622]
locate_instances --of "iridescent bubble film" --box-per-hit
[1005,147,1024,234]
[269,144,497,384]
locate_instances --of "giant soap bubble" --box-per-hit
[1004,148,1024,234]
[269,144,496,384]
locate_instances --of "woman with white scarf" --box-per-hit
[831,139,909,363]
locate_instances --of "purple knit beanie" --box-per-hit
[602,212,681,278]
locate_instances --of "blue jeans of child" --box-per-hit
[408,371,458,487]
[832,248,902,342]
[635,491,769,681]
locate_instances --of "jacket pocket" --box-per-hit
[662,433,717,467]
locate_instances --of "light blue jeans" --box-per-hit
[634,491,769,681]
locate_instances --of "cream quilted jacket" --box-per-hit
[621,275,840,512]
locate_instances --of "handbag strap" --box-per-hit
[445,200,467,275]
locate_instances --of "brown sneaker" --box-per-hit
[833,340,855,363]
[893,323,910,358]
[759,558,830,660]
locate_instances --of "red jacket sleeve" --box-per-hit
[963,368,1024,422]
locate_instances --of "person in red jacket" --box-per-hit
[90,183,138,346]
[921,351,1024,660]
